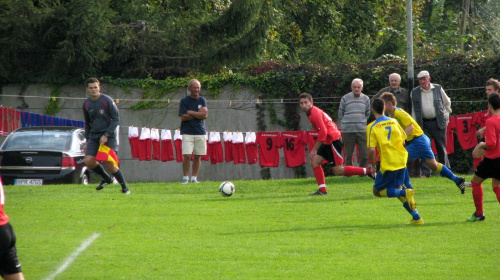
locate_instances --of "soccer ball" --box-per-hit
[219,181,235,197]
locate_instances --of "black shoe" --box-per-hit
[466,212,485,222]
[309,190,327,195]
[96,178,112,191]
[367,170,376,180]
[456,177,466,194]
[122,188,130,194]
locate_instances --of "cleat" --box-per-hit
[367,170,376,180]
[407,218,424,225]
[309,190,328,195]
[466,212,485,222]
[181,178,189,184]
[456,177,466,194]
[405,188,416,211]
[191,179,200,184]
[96,178,112,191]
[464,182,472,188]
[122,188,130,194]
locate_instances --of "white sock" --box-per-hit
[183,176,189,180]
[191,176,197,182]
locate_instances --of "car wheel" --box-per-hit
[81,173,89,185]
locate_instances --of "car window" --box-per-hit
[2,131,72,151]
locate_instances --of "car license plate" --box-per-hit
[14,179,43,185]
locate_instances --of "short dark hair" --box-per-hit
[486,78,500,91]
[488,93,500,110]
[85,78,100,87]
[299,93,312,102]
[372,98,385,114]
[379,92,397,106]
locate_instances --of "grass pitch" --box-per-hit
[5,176,500,279]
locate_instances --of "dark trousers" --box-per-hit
[421,119,449,176]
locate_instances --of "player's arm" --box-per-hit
[477,126,486,137]
[404,123,414,136]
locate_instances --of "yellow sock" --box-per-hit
[398,196,407,203]
[436,163,443,172]
[379,189,388,197]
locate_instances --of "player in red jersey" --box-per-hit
[0,178,25,280]
[299,93,373,195]
[467,94,500,222]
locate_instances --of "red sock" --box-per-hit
[493,186,500,203]
[313,166,325,186]
[343,166,366,176]
[471,181,484,216]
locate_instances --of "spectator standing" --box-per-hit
[83,78,130,194]
[372,73,410,112]
[338,78,370,167]
[179,79,208,184]
[410,71,452,177]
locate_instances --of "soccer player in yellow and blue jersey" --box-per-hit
[379,92,466,194]
[367,98,423,224]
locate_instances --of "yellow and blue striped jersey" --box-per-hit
[367,116,408,173]
[390,107,424,141]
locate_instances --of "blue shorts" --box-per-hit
[374,168,410,190]
[406,134,435,161]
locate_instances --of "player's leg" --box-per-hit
[84,137,112,190]
[492,177,500,203]
[425,158,465,194]
[309,148,328,195]
[468,174,486,222]
[329,140,372,177]
[0,223,25,280]
[104,161,129,194]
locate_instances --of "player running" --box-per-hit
[379,92,466,194]
[299,93,373,195]
[368,98,423,225]
[466,94,500,222]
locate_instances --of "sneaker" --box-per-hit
[407,218,424,225]
[456,177,466,194]
[181,178,189,184]
[405,188,416,211]
[122,188,130,194]
[96,178,112,191]
[309,190,328,195]
[466,212,485,222]
[191,179,200,184]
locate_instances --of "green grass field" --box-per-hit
[5,176,500,279]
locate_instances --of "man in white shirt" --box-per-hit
[410,71,452,177]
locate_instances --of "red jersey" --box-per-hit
[484,115,500,159]
[306,106,341,144]
[454,113,478,150]
[0,178,8,226]
[475,110,491,129]
[281,131,306,167]
[256,131,282,167]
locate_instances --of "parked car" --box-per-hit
[0,126,97,185]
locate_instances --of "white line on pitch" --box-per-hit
[44,232,101,280]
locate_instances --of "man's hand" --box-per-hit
[100,135,108,145]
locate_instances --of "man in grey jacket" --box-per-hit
[411,71,452,177]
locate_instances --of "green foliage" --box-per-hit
[8,178,500,279]
[44,85,61,116]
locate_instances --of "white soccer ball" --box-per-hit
[219,181,235,197]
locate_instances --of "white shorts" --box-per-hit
[182,134,207,155]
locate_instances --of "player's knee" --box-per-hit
[332,166,342,176]
[373,188,381,197]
